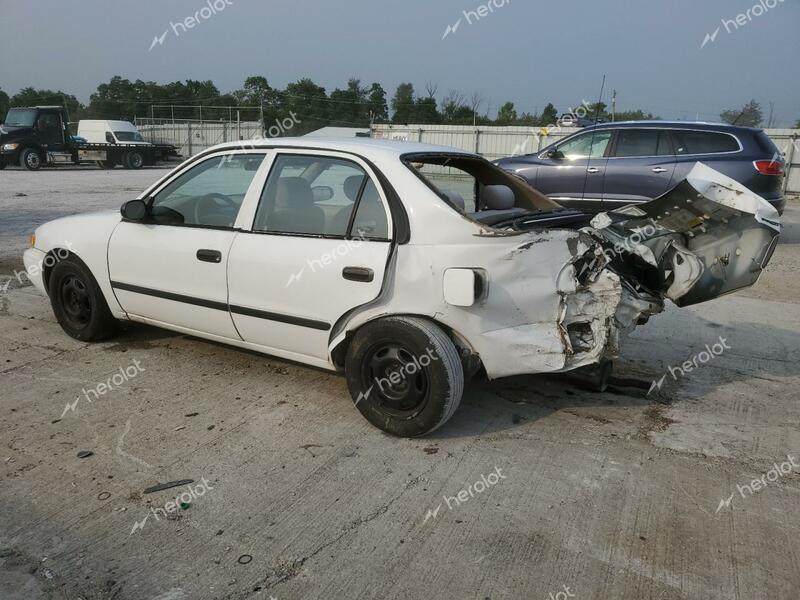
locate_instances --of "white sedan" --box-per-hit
[24,138,781,436]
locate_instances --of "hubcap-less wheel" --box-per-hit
[127,152,144,169]
[361,342,430,416]
[59,275,92,329]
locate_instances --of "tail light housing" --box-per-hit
[754,160,785,176]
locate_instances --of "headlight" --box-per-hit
[2,143,19,151]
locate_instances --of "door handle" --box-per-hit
[586,167,601,174]
[651,167,668,173]
[342,267,374,283]
[196,249,222,263]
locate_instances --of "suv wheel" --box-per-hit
[345,316,464,437]
[20,148,42,171]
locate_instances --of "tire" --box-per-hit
[345,316,464,437]
[96,160,116,169]
[124,150,144,170]
[20,148,42,171]
[48,256,118,342]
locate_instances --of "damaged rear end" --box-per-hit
[557,163,781,371]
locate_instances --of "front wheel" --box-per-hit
[345,316,464,437]
[20,148,42,171]
[48,256,119,341]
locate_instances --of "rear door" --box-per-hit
[534,129,613,211]
[602,128,676,209]
[227,151,394,362]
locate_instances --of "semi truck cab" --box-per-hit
[0,106,179,171]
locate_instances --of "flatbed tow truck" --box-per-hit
[0,106,180,171]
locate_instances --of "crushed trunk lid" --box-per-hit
[586,163,781,307]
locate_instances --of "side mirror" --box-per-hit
[546,148,565,160]
[121,199,148,221]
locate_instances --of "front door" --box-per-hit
[108,151,268,339]
[535,129,613,211]
[227,151,394,362]
[35,111,65,149]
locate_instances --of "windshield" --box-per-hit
[402,153,562,228]
[114,131,145,142]
[4,108,37,127]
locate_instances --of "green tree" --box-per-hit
[367,83,388,123]
[413,97,440,124]
[391,83,415,123]
[794,119,800,129]
[720,99,763,127]
[612,109,657,122]
[538,102,558,126]
[496,101,518,126]
[282,78,329,134]
[329,78,369,127]
[10,87,84,120]
[0,87,9,121]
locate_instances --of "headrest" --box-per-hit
[482,185,516,210]
[444,190,466,212]
[344,175,365,202]
[276,177,314,209]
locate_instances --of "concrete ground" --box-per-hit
[1,167,799,600]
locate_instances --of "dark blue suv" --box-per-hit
[495,121,786,214]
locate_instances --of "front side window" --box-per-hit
[672,131,740,155]
[150,153,265,228]
[556,130,612,160]
[614,129,673,157]
[254,154,390,239]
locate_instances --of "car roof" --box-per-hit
[207,137,475,161]
[587,120,761,133]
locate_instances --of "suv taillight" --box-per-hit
[754,160,784,176]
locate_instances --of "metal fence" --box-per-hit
[372,124,800,195]
[135,119,264,158]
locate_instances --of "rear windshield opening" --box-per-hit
[401,153,561,226]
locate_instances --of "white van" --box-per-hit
[77,120,148,145]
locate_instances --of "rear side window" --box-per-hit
[671,131,740,155]
[613,129,673,157]
[254,154,389,239]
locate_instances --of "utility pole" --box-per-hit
[611,90,617,122]
[768,101,775,128]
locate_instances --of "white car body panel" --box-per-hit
[77,120,149,145]
[25,138,780,381]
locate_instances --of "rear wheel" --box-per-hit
[49,257,118,341]
[124,150,144,170]
[345,316,464,437]
[20,148,42,171]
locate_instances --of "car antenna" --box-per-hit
[580,75,606,203]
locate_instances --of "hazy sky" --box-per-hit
[1,0,799,126]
